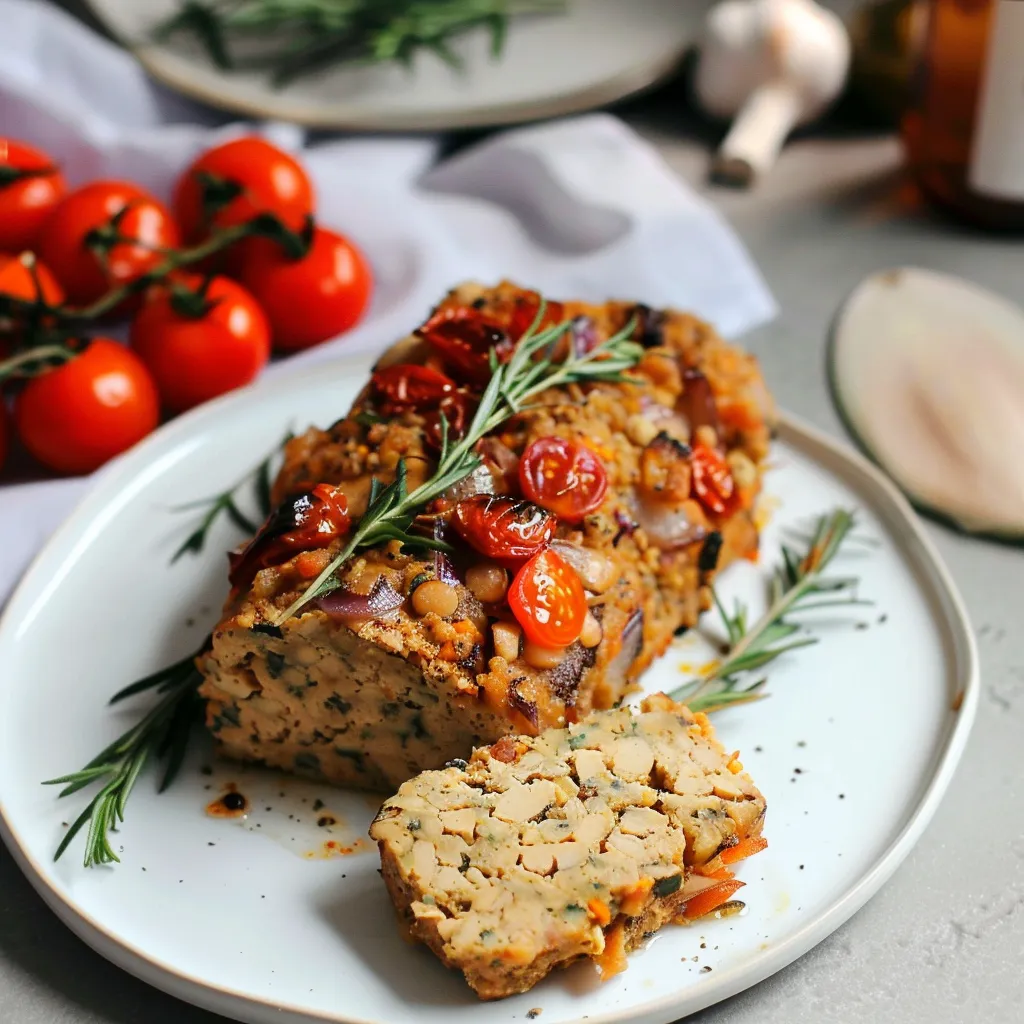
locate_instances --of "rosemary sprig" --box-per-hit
[172,430,292,562]
[671,509,862,713]
[155,1,567,87]
[43,645,206,867]
[274,310,643,624]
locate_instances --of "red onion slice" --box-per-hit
[604,610,644,693]
[318,574,404,621]
[434,550,461,587]
[631,494,707,550]
[443,462,497,504]
[678,368,721,437]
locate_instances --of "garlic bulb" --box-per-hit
[695,0,851,186]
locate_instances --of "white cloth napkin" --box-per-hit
[0,0,775,604]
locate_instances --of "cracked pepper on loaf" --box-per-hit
[197,280,775,790]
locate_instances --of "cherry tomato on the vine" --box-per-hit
[690,443,740,516]
[370,363,455,414]
[229,484,350,589]
[509,547,587,649]
[15,338,159,475]
[519,436,609,524]
[0,252,64,304]
[416,307,513,386]
[451,495,554,566]
[236,227,372,352]
[37,181,179,308]
[0,139,66,253]
[0,253,65,350]
[130,274,270,413]
[174,136,315,245]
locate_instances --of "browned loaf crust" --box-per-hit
[197,281,775,790]
[370,695,766,999]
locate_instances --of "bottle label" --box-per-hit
[969,1,1024,200]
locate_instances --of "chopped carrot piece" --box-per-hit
[295,550,330,579]
[679,879,745,922]
[695,866,734,881]
[596,921,628,981]
[618,877,654,917]
[587,897,612,927]
[720,835,768,866]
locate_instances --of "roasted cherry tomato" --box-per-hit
[173,136,315,245]
[370,363,455,414]
[37,181,180,308]
[690,442,739,516]
[509,547,587,649]
[507,290,565,341]
[423,390,477,451]
[229,484,350,589]
[0,139,66,253]
[14,338,159,475]
[519,436,609,524]
[130,274,270,413]
[451,495,554,566]
[416,307,513,386]
[236,227,372,352]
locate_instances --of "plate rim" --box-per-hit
[0,355,980,1024]
[82,0,687,131]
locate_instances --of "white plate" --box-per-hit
[84,0,699,131]
[0,355,977,1024]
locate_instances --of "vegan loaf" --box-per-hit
[198,281,775,790]
[369,693,767,999]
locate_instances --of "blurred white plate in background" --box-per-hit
[84,0,703,130]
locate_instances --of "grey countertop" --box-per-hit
[4,4,1024,1024]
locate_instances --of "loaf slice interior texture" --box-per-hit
[198,281,775,790]
[369,694,767,999]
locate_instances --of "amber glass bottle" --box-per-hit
[902,0,1024,229]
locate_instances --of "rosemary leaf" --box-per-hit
[670,509,858,710]
[44,646,206,867]
[171,431,291,563]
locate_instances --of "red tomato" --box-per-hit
[0,253,65,349]
[15,338,159,475]
[416,307,513,386]
[423,390,477,451]
[519,436,609,523]
[236,227,372,352]
[690,443,739,516]
[506,290,565,341]
[370,363,455,414]
[509,547,587,648]
[229,483,349,589]
[130,275,270,413]
[37,181,179,308]
[0,252,65,307]
[174,136,315,245]
[0,139,66,252]
[451,495,554,566]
